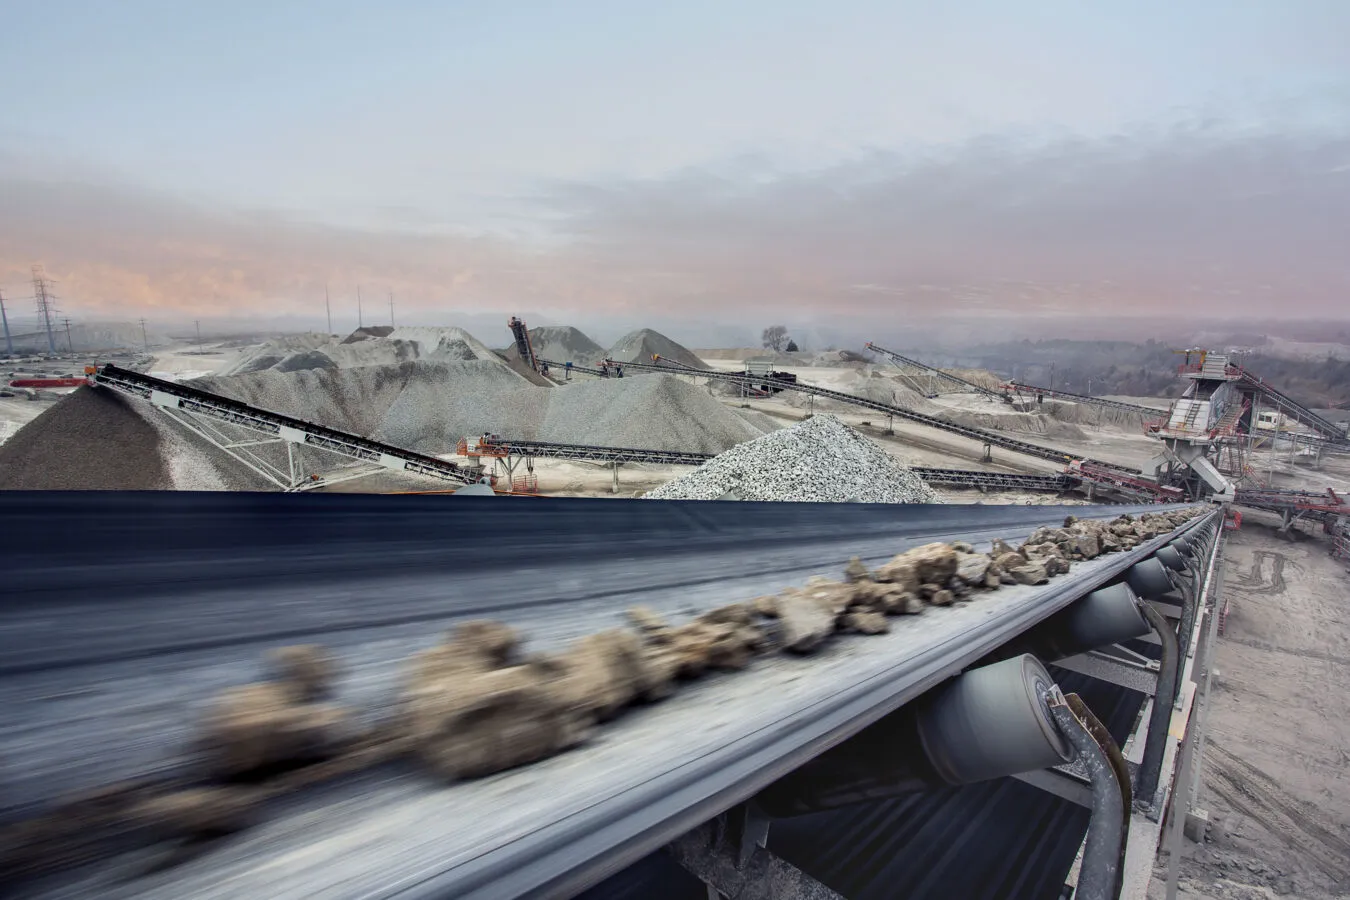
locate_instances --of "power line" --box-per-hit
[31,265,58,356]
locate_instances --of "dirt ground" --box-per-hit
[1152,512,1350,899]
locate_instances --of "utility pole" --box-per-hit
[61,318,74,352]
[389,291,395,327]
[0,288,13,357]
[325,284,332,334]
[195,319,202,351]
[139,318,149,352]
[357,285,364,328]
[32,265,58,356]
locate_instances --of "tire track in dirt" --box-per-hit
[1207,743,1350,884]
[1218,637,1350,667]
[1232,550,1293,596]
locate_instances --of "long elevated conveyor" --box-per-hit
[540,357,1142,474]
[469,436,1081,493]
[90,364,478,487]
[0,491,1211,900]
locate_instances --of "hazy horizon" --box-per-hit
[3,2,1348,330]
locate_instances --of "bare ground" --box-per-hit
[1152,511,1350,899]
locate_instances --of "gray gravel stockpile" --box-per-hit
[606,329,710,370]
[199,363,765,455]
[221,327,510,377]
[504,325,606,366]
[643,414,942,503]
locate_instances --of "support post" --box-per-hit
[668,805,842,900]
[1047,690,1130,900]
[1136,600,1179,814]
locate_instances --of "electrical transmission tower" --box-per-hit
[0,288,13,357]
[61,317,75,352]
[32,265,58,356]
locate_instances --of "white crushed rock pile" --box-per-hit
[644,414,942,503]
[606,329,709,370]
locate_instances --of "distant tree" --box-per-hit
[785,339,799,352]
[762,325,789,352]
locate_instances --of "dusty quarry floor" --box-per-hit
[1152,512,1350,899]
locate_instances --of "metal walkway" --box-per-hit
[539,356,1141,474]
[467,436,1081,493]
[864,342,1006,401]
[92,365,477,488]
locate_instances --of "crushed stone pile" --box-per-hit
[0,387,267,491]
[606,329,709,369]
[220,327,510,377]
[193,365,767,456]
[643,414,942,503]
[3,506,1207,882]
[504,325,606,366]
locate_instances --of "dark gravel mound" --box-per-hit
[0,387,171,490]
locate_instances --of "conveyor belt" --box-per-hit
[92,365,476,486]
[0,492,1211,900]
[1233,366,1348,444]
[540,357,1141,474]
[1000,381,1162,415]
[864,342,1006,401]
[481,437,1079,493]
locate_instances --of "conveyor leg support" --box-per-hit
[1048,689,1131,900]
[669,805,842,900]
[1136,601,1180,817]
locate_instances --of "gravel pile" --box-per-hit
[606,329,710,369]
[198,364,765,455]
[643,414,942,503]
[221,327,510,377]
[504,325,606,366]
[0,387,268,491]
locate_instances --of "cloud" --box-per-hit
[2,120,1348,334]
[540,121,1350,319]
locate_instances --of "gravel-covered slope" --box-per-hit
[606,329,710,369]
[644,414,942,503]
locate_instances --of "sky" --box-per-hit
[1,0,1348,339]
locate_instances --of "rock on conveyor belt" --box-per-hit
[0,507,1206,889]
[644,414,943,503]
